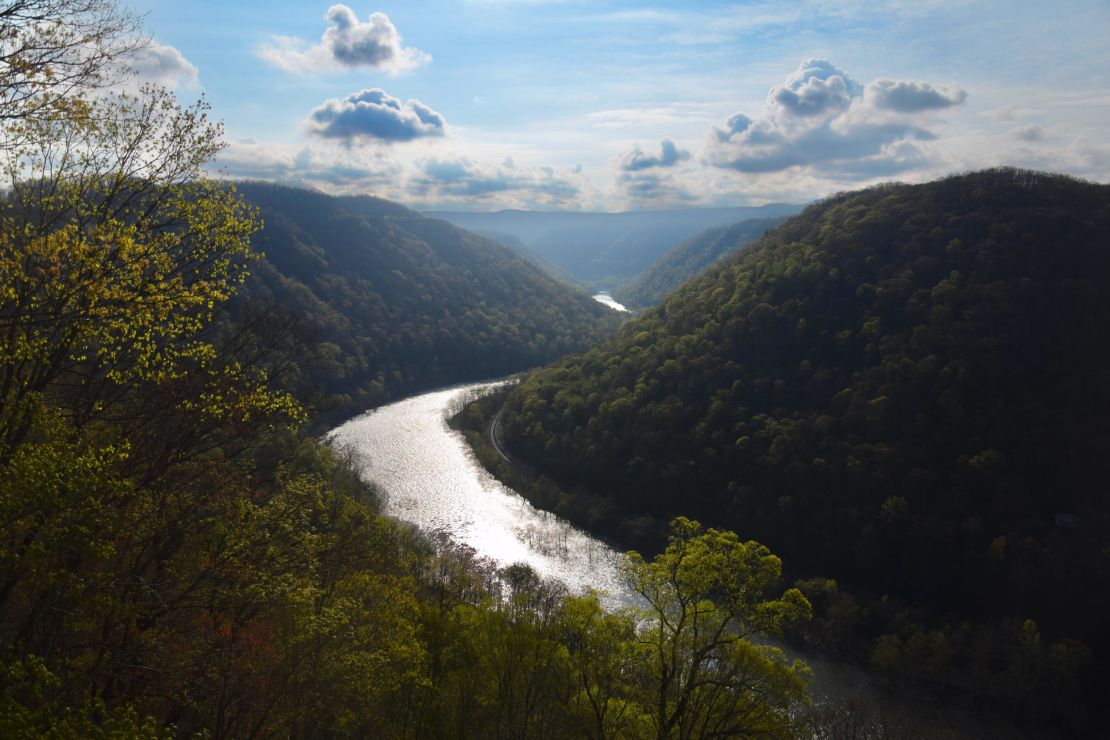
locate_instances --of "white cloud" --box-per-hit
[705,58,967,178]
[617,139,691,171]
[305,88,446,143]
[410,156,583,208]
[614,170,697,207]
[213,139,591,211]
[586,104,721,129]
[213,140,402,192]
[129,43,199,91]
[867,79,967,113]
[258,5,430,75]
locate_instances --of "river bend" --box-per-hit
[327,382,628,604]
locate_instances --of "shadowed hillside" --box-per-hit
[233,182,620,425]
[498,169,1110,726]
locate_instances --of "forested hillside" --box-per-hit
[232,182,619,425]
[615,217,787,308]
[500,169,1110,724]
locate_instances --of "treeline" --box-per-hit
[228,181,620,429]
[499,169,1110,730]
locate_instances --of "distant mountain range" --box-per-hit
[425,204,803,288]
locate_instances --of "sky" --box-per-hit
[128,0,1110,212]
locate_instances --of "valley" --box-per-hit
[2,2,1107,733]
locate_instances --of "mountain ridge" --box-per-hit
[230,181,620,426]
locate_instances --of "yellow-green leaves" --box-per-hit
[623,517,812,739]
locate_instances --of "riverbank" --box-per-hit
[448,386,669,555]
[449,389,1058,740]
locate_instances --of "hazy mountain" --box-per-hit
[614,217,788,308]
[232,182,618,425]
[425,204,803,287]
[497,171,1110,712]
[472,228,587,289]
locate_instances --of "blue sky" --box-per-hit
[130,0,1110,211]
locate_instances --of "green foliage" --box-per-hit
[0,652,170,739]
[623,518,811,739]
[500,169,1110,726]
[406,523,811,740]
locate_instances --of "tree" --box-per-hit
[0,81,276,446]
[622,517,812,740]
[0,0,301,726]
[559,591,649,740]
[0,1,143,129]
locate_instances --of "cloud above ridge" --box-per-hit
[410,156,583,207]
[617,139,691,171]
[306,88,446,143]
[259,5,430,75]
[705,58,967,177]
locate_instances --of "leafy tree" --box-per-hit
[559,592,649,740]
[623,517,811,739]
[0,0,143,129]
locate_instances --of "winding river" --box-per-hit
[328,381,1037,738]
[327,381,630,607]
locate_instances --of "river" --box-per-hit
[592,292,629,312]
[328,381,1039,738]
[327,381,629,606]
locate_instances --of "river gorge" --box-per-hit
[328,381,1038,739]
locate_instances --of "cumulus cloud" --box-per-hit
[306,88,446,143]
[618,139,691,171]
[867,78,966,113]
[612,139,697,207]
[410,156,582,207]
[705,58,967,178]
[259,5,430,75]
[772,58,862,117]
[130,43,199,90]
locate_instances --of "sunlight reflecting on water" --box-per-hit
[328,382,629,605]
[592,292,629,312]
